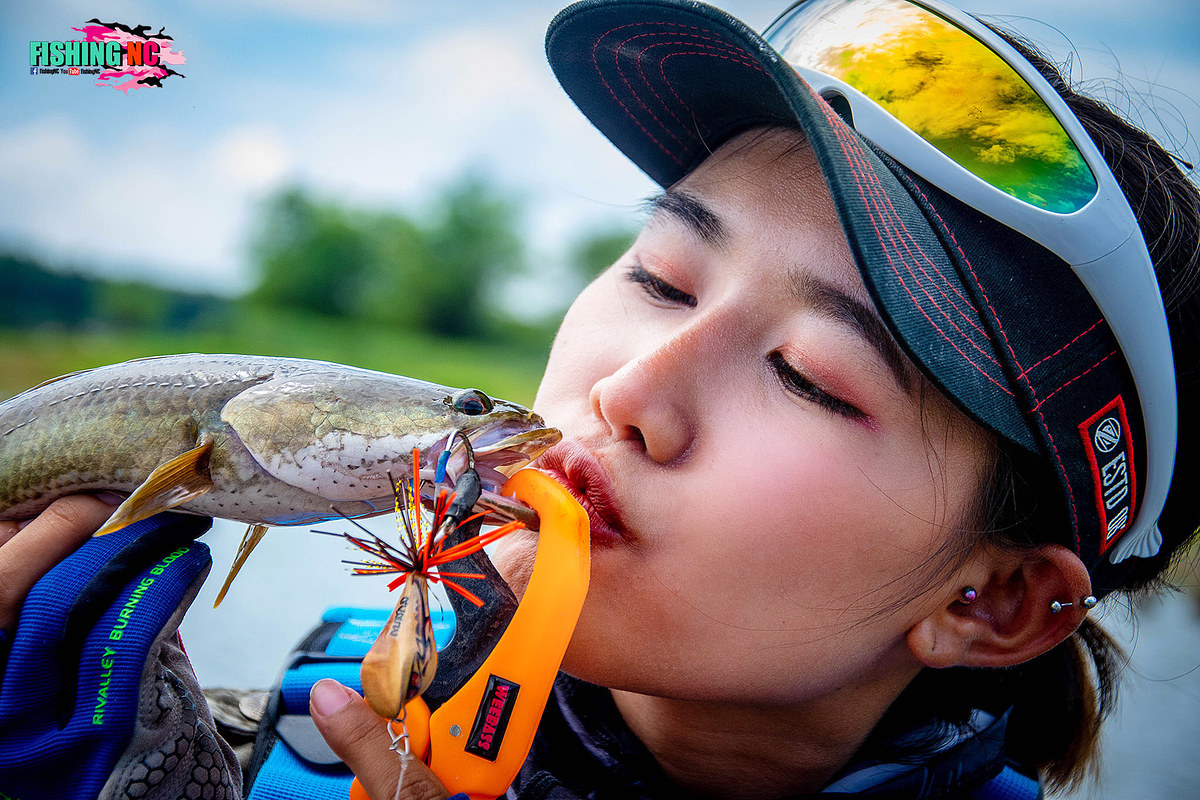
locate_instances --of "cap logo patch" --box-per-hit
[1078,396,1137,554]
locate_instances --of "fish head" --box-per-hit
[439,387,561,497]
[220,368,558,519]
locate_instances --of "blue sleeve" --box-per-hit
[0,513,242,800]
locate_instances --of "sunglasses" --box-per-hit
[764,0,1177,564]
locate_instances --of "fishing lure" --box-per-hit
[345,467,590,800]
[322,446,525,721]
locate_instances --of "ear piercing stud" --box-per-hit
[1049,596,1098,613]
[959,586,978,604]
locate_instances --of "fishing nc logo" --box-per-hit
[29,19,186,93]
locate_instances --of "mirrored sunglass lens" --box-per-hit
[767,0,1097,213]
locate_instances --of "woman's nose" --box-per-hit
[588,325,709,465]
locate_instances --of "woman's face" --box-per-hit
[498,128,992,707]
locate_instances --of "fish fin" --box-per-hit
[213,523,269,608]
[93,439,214,536]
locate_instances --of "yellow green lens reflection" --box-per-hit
[771,0,1097,212]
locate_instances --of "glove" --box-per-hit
[0,513,242,800]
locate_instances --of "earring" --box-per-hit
[1049,595,1098,613]
[959,586,978,604]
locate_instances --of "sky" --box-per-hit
[2,0,1198,306]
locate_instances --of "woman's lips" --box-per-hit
[534,441,630,547]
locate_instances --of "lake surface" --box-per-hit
[178,518,1200,799]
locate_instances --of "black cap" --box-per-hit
[546,0,1145,592]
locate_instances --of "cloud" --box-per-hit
[0,116,253,293]
[289,19,650,246]
[213,124,293,192]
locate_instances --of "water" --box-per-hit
[178,519,1200,798]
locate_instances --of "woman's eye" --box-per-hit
[626,264,697,307]
[769,352,864,420]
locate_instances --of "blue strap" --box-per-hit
[246,738,353,800]
[281,663,364,714]
[249,607,455,800]
[971,765,1042,800]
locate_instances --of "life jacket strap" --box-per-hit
[245,606,455,799]
[970,763,1043,800]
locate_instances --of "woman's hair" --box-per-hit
[895,27,1200,792]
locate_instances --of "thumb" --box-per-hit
[310,679,450,800]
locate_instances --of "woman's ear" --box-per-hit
[907,544,1093,669]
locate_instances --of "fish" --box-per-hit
[0,353,560,601]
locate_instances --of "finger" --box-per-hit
[310,679,449,800]
[0,495,119,630]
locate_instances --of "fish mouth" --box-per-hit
[423,422,562,529]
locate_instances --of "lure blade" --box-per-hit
[361,573,438,720]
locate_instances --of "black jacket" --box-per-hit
[504,674,1042,800]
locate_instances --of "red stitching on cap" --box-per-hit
[658,46,767,119]
[824,116,992,343]
[815,97,1013,392]
[592,22,767,165]
[902,173,1082,546]
[841,138,1002,364]
[592,25,685,165]
[1017,318,1106,379]
[636,40,767,137]
[616,34,733,144]
[822,126,1014,394]
[808,93,1000,354]
[1032,350,1119,411]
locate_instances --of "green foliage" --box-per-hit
[0,306,547,406]
[4,253,97,328]
[249,189,378,319]
[0,167,645,409]
[249,173,526,339]
[1,253,232,333]
[419,171,525,337]
[568,225,637,284]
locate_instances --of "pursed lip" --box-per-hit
[533,440,631,547]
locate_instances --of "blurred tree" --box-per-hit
[419,171,525,338]
[568,226,636,285]
[4,254,96,328]
[357,212,427,329]
[248,189,377,318]
[248,174,527,339]
[1,252,232,335]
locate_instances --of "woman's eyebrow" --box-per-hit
[643,189,730,248]
[644,188,916,395]
[790,271,918,395]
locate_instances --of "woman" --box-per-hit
[2,1,1197,798]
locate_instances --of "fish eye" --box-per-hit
[451,388,494,416]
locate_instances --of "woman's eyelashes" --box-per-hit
[625,262,863,420]
[626,263,697,308]
[768,352,865,420]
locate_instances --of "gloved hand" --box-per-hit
[0,511,241,800]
